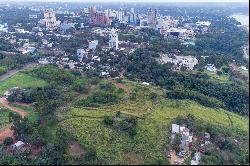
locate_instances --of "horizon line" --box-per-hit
[0,0,249,3]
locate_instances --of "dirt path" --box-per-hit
[0,98,28,117]
[0,97,28,144]
[169,151,184,165]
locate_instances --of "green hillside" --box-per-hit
[57,79,249,165]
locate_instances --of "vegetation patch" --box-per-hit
[0,73,47,95]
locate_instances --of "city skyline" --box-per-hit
[0,0,249,3]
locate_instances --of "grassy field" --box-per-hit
[0,72,47,95]
[0,107,12,130]
[58,80,249,164]
[9,103,39,122]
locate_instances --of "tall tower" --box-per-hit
[147,8,157,28]
[109,29,118,50]
[118,8,124,22]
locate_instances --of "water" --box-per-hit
[231,13,249,26]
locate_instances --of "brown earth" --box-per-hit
[0,97,28,144]
[68,141,86,158]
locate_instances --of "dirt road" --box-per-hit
[0,98,28,117]
[0,98,28,144]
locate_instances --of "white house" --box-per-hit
[77,49,87,61]
[191,152,201,165]
[142,82,150,86]
[240,66,248,71]
[206,64,217,72]
[171,124,180,133]
[89,40,98,50]
[12,141,25,149]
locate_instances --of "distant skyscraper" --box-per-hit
[130,8,135,13]
[147,8,158,28]
[44,9,60,30]
[118,8,124,22]
[89,6,96,14]
[109,29,118,50]
[89,6,110,26]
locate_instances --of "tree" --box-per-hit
[103,116,114,126]
[173,134,181,154]
[3,137,13,146]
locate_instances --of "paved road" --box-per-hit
[0,63,39,82]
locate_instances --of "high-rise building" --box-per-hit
[147,8,158,28]
[44,9,60,30]
[89,6,96,14]
[109,29,118,50]
[130,8,135,13]
[89,6,110,26]
[118,8,124,22]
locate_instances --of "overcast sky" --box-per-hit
[1,0,249,2]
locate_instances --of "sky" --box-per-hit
[1,0,249,2]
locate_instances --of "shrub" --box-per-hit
[3,137,13,146]
[103,116,114,126]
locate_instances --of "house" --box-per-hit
[171,124,180,133]
[101,71,109,77]
[89,40,98,50]
[142,82,150,86]
[240,66,248,71]
[12,141,25,150]
[204,132,211,144]
[204,132,210,140]
[206,64,217,72]
[3,87,20,98]
[77,49,88,61]
[92,56,100,61]
[191,152,201,165]
[11,141,31,153]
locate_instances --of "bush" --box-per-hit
[103,116,114,126]
[216,71,223,75]
[3,137,13,146]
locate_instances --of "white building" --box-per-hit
[191,152,201,165]
[172,124,180,133]
[142,82,150,86]
[159,54,198,70]
[12,141,25,149]
[118,9,124,22]
[109,29,119,50]
[77,49,87,61]
[88,40,98,50]
[0,23,8,32]
[156,16,175,29]
[240,66,248,71]
[44,9,60,30]
[206,64,217,72]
